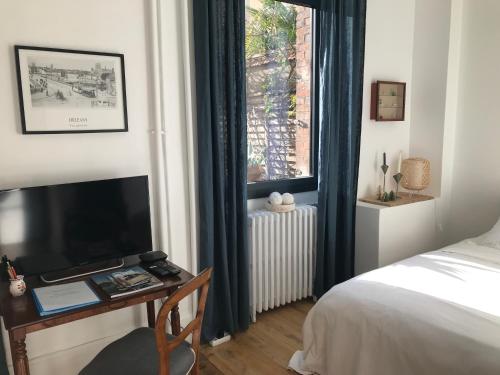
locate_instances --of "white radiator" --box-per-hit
[248,205,317,322]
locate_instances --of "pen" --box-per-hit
[6,261,17,279]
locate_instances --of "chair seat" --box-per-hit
[79,327,195,375]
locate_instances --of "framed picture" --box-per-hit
[15,45,128,134]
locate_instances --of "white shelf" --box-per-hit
[355,199,438,275]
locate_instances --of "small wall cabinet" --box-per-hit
[370,81,406,121]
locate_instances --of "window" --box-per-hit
[245,0,318,199]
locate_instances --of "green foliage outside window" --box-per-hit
[246,0,298,175]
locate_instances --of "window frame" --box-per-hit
[247,0,320,199]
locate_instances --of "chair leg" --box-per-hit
[190,328,202,374]
[171,304,181,336]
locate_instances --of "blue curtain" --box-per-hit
[192,0,250,342]
[314,0,367,297]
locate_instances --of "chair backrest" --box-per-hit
[154,268,212,375]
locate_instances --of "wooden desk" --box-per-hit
[0,261,194,375]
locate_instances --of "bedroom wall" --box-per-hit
[356,0,455,266]
[444,0,500,243]
[357,0,416,198]
[0,1,153,191]
[0,1,194,374]
[409,0,451,197]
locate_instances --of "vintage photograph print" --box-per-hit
[15,46,128,134]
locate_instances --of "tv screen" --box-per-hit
[0,176,153,276]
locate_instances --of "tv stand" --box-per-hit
[40,258,125,283]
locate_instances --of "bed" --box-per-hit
[289,227,500,375]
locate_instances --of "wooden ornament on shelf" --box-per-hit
[360,156,432,207]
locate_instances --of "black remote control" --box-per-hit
[145,260,181,278]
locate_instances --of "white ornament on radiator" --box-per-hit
[282,192,294,205]
[269,192,283,205]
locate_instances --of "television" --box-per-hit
[0,176,153,279]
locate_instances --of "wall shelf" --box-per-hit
[359,192,433,207]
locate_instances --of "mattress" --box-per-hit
[289,240,500,375]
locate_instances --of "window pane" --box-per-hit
[246,0,313,183]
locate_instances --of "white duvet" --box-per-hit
[289,240,500,375]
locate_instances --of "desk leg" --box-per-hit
[9,329,29,375]
[147,300,156,328]
[171,304,181,336]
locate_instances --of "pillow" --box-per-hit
[474,216,500,249]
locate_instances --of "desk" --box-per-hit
[0,261,194,375]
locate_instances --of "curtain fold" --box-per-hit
[193,0,250,342]
[314,0,367,298]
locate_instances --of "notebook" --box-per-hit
[90,266,163,299]
[32,281,101,316]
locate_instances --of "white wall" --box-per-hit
[444,0,500,243]
[356,0,456,270]
[0,1,194,374]
[357,0,416,198]
[405,0,500,245]
[156,0,195,273]
[410,0,451,197]
[0,1,153,190]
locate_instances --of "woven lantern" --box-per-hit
[401,158,430,192]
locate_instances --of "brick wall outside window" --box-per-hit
[294,7,312,177]
[246,2,312,182]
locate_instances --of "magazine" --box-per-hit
[91,266,163,298]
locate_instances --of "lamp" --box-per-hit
[401,158,430,196]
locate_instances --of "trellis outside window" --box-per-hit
[245,0,319,198]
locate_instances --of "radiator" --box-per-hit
[248,205,317,322]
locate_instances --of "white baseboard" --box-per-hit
[209,332,231,347]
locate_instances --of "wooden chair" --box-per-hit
[80,268,212,375]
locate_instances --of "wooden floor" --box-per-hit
[200,299,314,374]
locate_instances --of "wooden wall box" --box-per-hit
[370,81,406,121]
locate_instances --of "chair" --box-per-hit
[80,268,212,375]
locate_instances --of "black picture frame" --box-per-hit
[15,45,128,134]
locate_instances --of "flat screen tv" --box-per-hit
[0,176,153,278]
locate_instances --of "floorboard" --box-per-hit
[200,299,314,374]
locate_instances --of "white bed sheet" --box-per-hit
[289,240,500,375]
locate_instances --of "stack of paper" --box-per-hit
[32,281,101,316]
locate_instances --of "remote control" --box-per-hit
[145,261,181,278]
